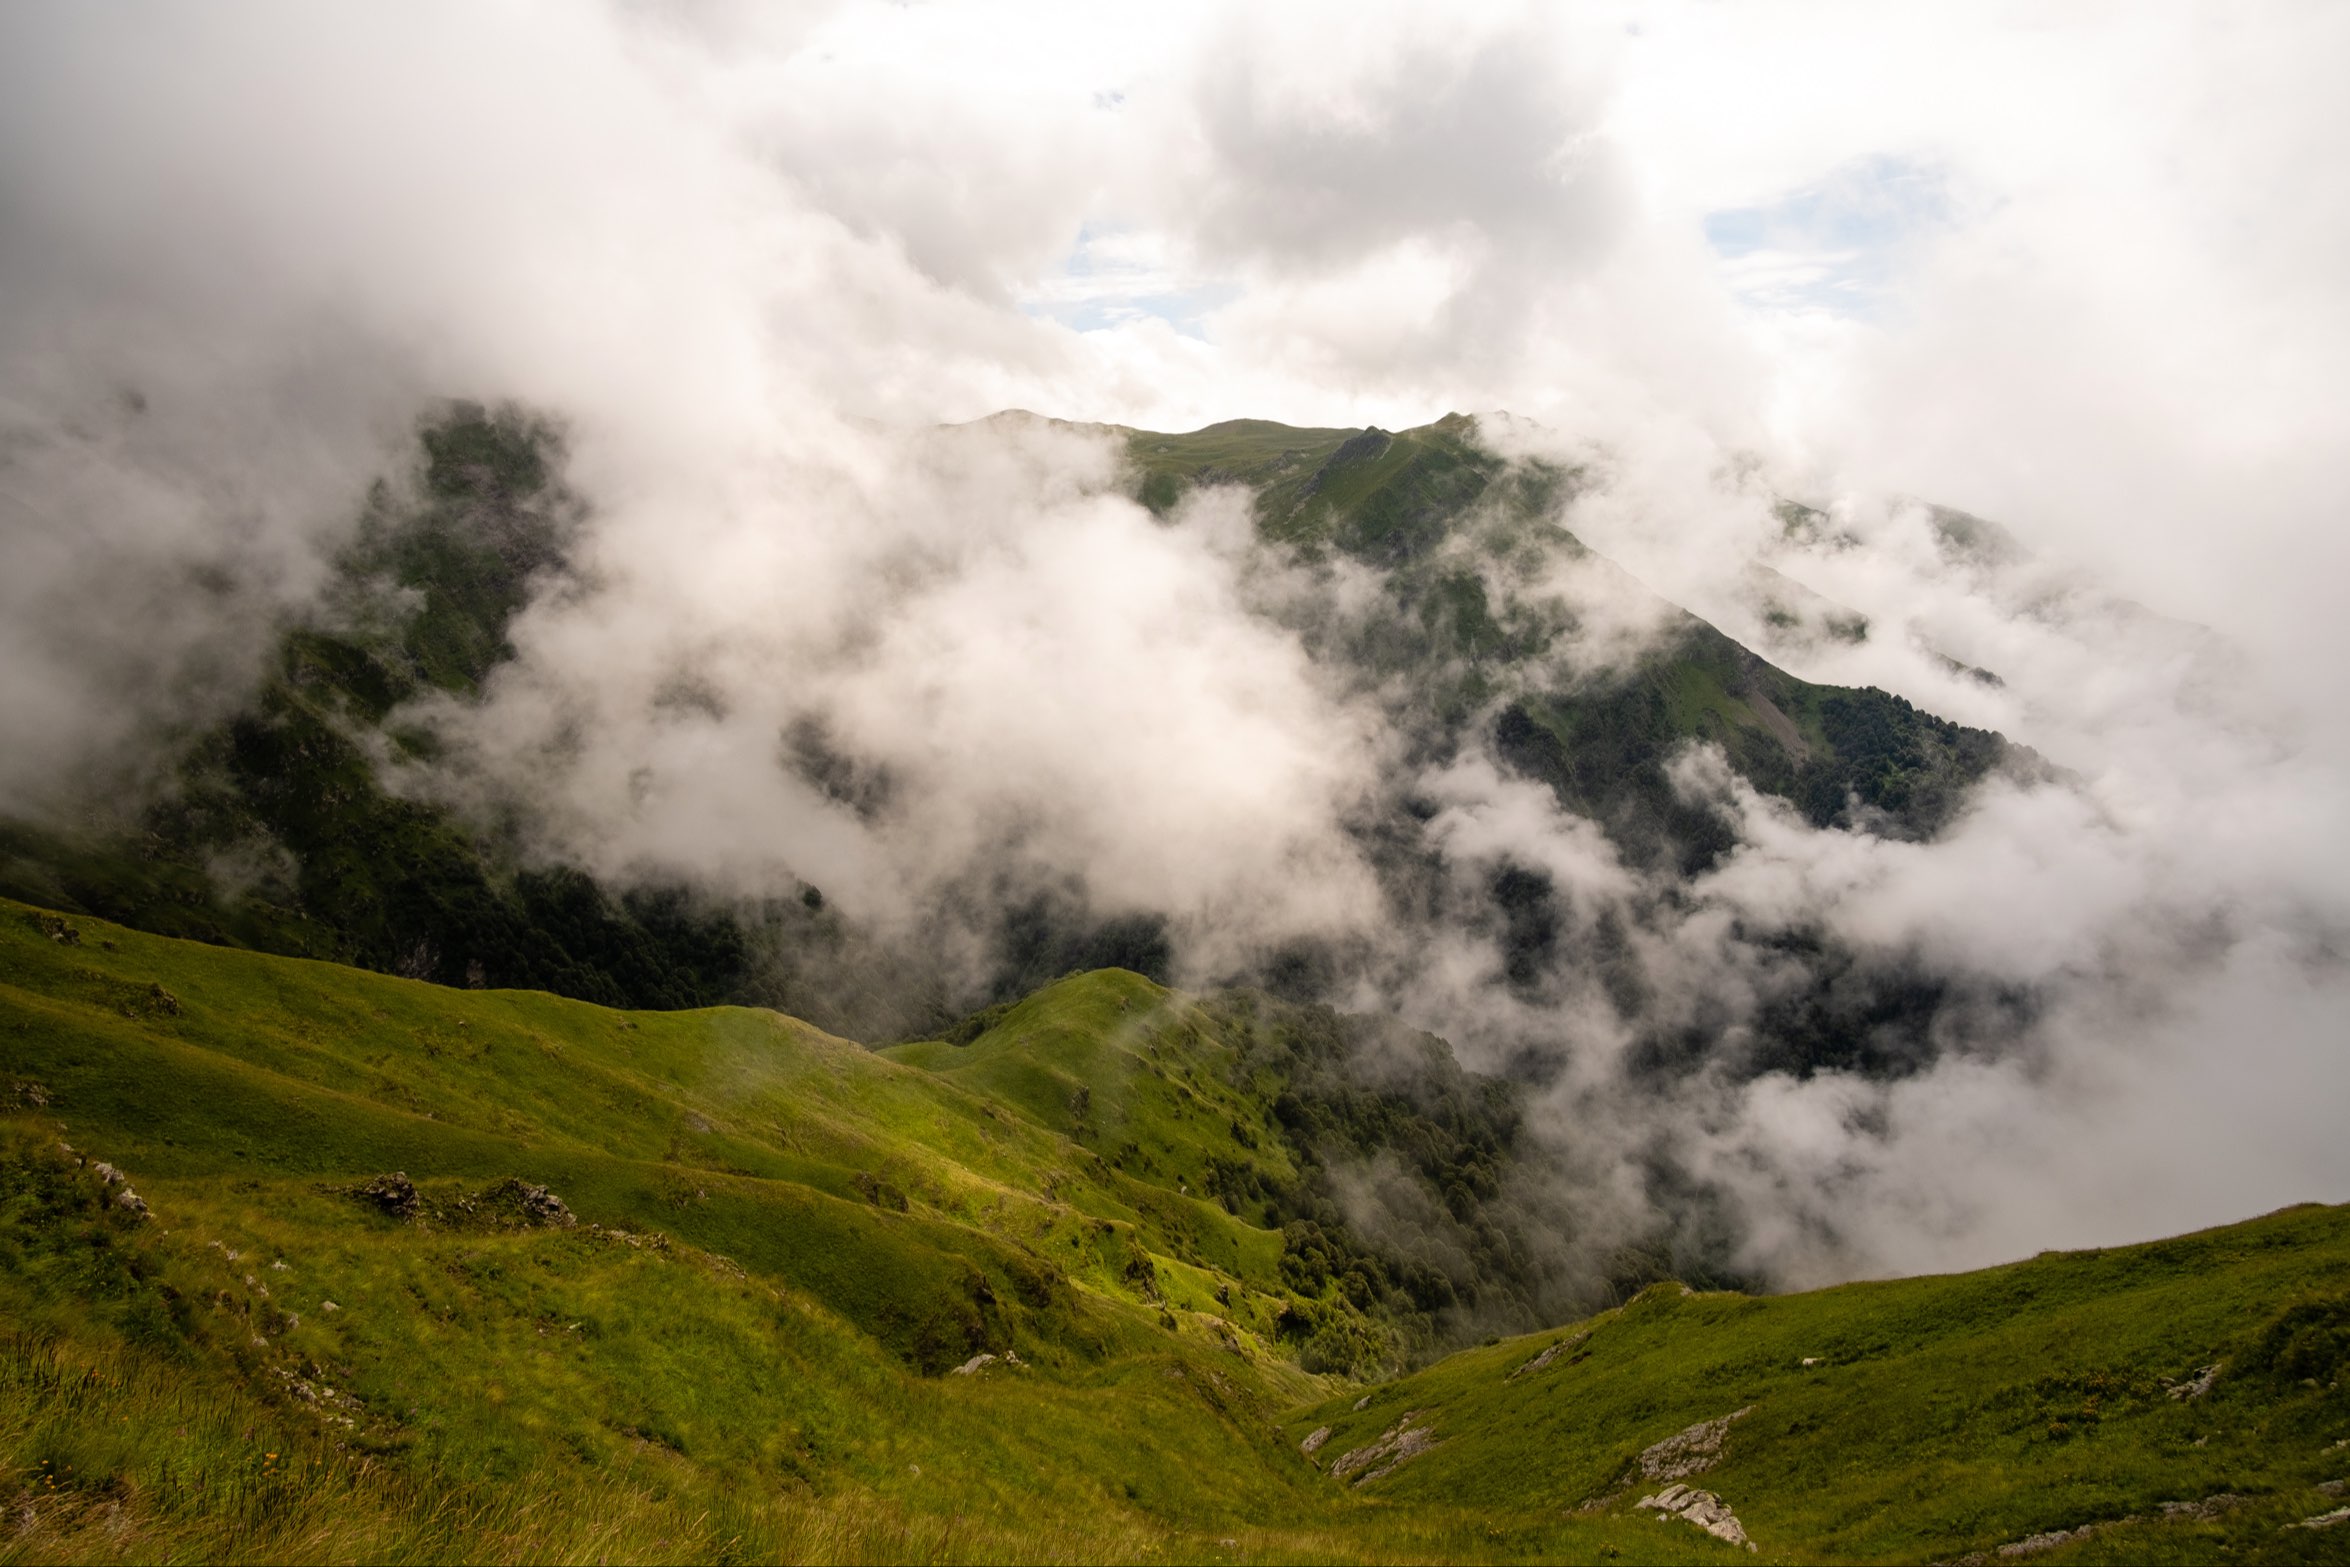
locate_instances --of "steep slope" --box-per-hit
[1123,414,2018,854]
[0,896,1360,1560]
[1,404,2027,1040]
[0,405,762,1012]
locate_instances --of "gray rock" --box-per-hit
[1638,1407,1755,1481]
[1510,1333,1587,1381]
[1637,1484,1756,1551]
[2159,1493,2246,1520]
[2164,1364,2221,1400]
[355,1172,419,1219]
[1330,1412,1441,1485]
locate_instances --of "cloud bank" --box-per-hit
[1,0,2344,1294]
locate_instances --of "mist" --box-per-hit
[1,0,2344,1301]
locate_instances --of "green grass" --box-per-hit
[1286,1221,2350,1562]
[4,899,2346,1563]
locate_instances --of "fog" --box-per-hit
[1,0,2343,1295]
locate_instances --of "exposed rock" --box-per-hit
[1509,1333,1586,1381]
[587,1225,671,1253]
[487,1178,577,1227]
[950,1353,997,1376]
[114,1188,149,1219]
[2164,1364,2221,1400]
[2318,1479,2346,1497]
[1998,1525,2102,1558]
[12,1080,50,1108]
[1330,1412,1441,1485]
[1638,1407,1755,1481]
[31,913,80,945]
[353,1172,419,1219]
[1801,1357,1824,1367]
[1300,1426,1332,1456]
[1353,1394,1372,1411]
[2296,1506,2350,1530]
[270,1365,364,1432]
[1637,1484,1756,1551]
[2159,1493,2247,1520]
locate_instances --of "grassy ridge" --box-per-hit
[0,896,1685,1563]
[1288,1213,2350,1562]
[0,900,1349,1373]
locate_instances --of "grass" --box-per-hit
[1286,1217,2350,1562]
[3,897,2346,1562]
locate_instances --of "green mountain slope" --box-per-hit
[0,405,763,1013]
[1284,1208,2350,1563]
[1123,415,2016,854]
[0,404,2025,1039]
[4,901,2345,1563]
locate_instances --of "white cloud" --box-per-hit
[1,0,2345,1289]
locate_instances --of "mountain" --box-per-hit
[4,898,2345,1563]
[0,407,762,1012]
[1123,413,2018,856]
[0,406,2023,1032]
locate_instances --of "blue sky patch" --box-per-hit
[1703,154,1952,317]
[1020,223,1235,339]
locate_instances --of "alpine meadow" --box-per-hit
[2,4,2347,1564]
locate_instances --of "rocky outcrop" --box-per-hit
[90,1159,149,1219]
[1509,1332,1586,1381]
[1638,1407,1754,1481]
[1946,1495,2253,1563]
[340,1173,576,1227]
[2164,1363,2220,1400]
[1330,1412,1441,1485]
[1300,1426,1332,1456]
[353,1172,419,1218]
[1637,1484,1755,1551]
[482,1178,577,1227]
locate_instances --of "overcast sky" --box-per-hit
[2,1,2345,1284]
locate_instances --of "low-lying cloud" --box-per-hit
[1,0,2343,1304]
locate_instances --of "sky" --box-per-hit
[1,0,2345,1292]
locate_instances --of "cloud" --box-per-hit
[0,0,2343,1300]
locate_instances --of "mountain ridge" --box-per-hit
[2,894,2344,1563]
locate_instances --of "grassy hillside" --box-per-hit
[3,898,2345,1563]
[1285,1209,2350,1563]
[0,894,1570,1559]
